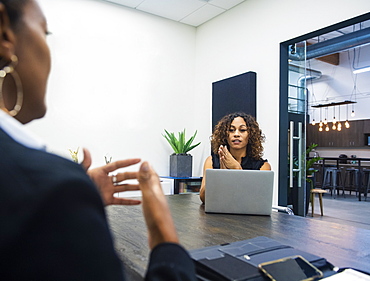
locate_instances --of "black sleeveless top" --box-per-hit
[211,153,267,170]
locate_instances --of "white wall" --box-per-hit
[28,0,198,176]
[27,0,370,204]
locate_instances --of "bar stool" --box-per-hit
[362,168,370,201]
[322,167,343,198]
[343,168,359,197]
[313,163,324,189]
[310,189,328,216]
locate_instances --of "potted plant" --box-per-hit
[68,147,79,163]
[292,143,323,187]
[163,129,201,177]
[298,143,323,214]
[289,143,323,215]
[304,143,323,189]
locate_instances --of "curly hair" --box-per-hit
[211,112,265,159]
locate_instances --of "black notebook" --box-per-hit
[189,236,333,281]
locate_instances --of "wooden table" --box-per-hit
[106,194,370,280]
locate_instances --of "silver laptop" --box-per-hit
[205,169,274,215]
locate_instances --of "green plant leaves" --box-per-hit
[163,130,180,154]
[305,143,323,176]
[291,143,323,186]
[163,129,201,154]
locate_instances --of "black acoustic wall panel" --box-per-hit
[212,71,256,130]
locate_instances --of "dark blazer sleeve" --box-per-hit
[1,129,196,281]
[1,154,125,280]
[32,174,125,281]
[145,243,196,281]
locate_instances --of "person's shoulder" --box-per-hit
[260,161,271,170]
[3,147,103,219]
[30,150,93,191]
[23,145,85,178]
[205,155,213,162]
[203,155,213,169]
[0,136,103,219]
[1,137,93,194]
[0,129,72,168]
[210,153,220,169]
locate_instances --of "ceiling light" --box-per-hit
[311,100,356,108]
[353,66,370,74]
[337,122,342,131]
[332,107,336,124]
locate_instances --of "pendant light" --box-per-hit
[311,108,315,125]
[351,70,357,117]
[345,104,350,128]
[311,101,356,132]
[332,106,336,130]
[337,106,341,131]
[332,106,336,124]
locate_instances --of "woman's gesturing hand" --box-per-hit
[87,155,142,206]
[138,162,178,249]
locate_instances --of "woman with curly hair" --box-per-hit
[199,112,271,203]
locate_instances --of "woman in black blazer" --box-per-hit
[0,0,195,280]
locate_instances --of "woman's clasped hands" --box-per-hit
[218,145,242,170]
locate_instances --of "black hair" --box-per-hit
[1,0,28,30]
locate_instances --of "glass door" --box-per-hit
[287,41,308,216]
[279,13,370,217]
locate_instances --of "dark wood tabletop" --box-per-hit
[106,194,370,280]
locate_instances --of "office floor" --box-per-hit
[307,191,370,230]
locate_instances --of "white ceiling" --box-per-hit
[101,0,246,27]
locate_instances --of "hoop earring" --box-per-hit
[0,55,23,117]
